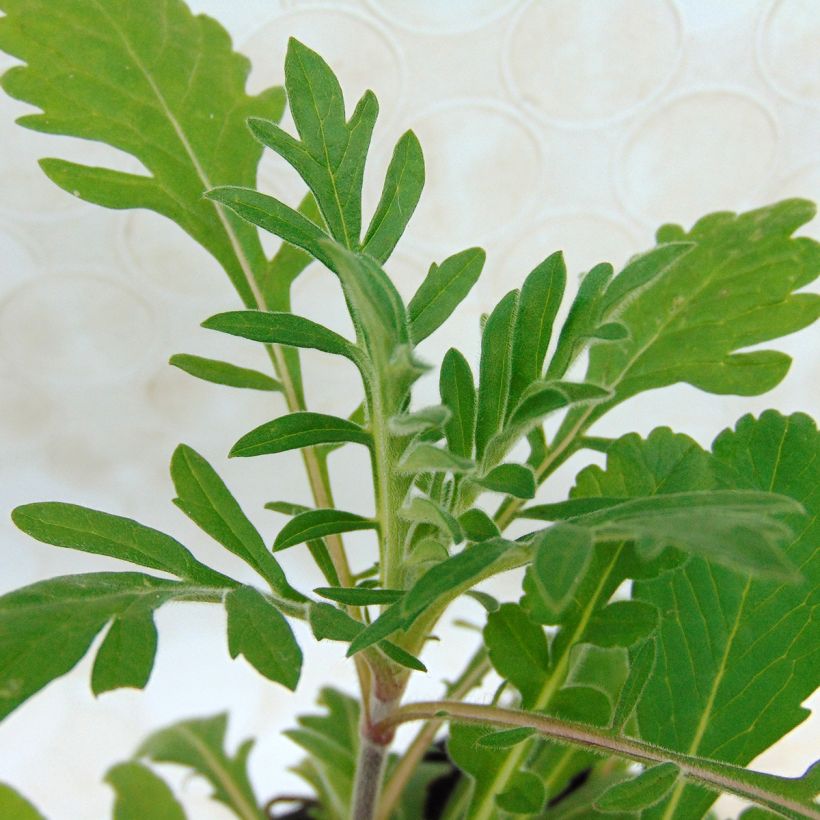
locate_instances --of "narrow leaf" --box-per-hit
[315,587,403,606]
[11,503,227,586]
[91,610,158,695]
[169,354,281,392]
[408,248,486,343]
[388,405,450,436]
[611,639,656,732]
[202,310,359,363]
[440,348,476,458]
[230,412,371,458]
[400,496,462,543]
[398,444,474,474]
[363,130,425,263]
[274,509,376,552]
[508,380,611,430]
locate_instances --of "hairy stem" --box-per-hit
[378,701,820,820]
[352,738,389,820]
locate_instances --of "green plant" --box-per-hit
[0,1,818,818]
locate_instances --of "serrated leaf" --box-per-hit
[400,496,463,543]
[225,585,301,690]
[611,639,656,732]
[475,290,519,460]
[171,445,302,602]
[202,310,359,363]
[0,0,285,307]
[138,713,262,820]
[230,412,371,458]
[527,524,595,617]
[11,503,227,586]
[459,508,500,541]
[408,247,486,343]
[474,463,536,499]
[0,783,45,820]
[169,354,281,392]
[91,609,158,695]
[363,130,425,263]
[508,251,567,408]
[440,347,476,458]
[484,603,550,707]
[586,201,820,409]
[315,587,403,606]
[273,509,376,552]
[0,573,207,720]
[106,762,187,820]
[583,600,658,647]
[398,443,474,474]
[596,763,680,812]
[634,411,820,819]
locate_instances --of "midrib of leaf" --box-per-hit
[94,3,356,587]
[661,577,752,820]
[469,546,624,820]
[173,725,261,820]
[293,48,352,248]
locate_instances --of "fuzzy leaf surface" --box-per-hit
[169,354,281,392]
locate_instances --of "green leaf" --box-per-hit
[106,762,187,820]
[264,500,312,516]
[315,587,404,606]
[586,201,820,409]
[527,524,595,617]
[484,603,550,707]
[169,354,281,392]
[286,688,360,820]
[309,602,363,642]
[0,783,45,820]
[546,262,615,380]
[202,310,360,363]
[138,713,262,820]
[583,600,658,647]
[388,404,451,436]
[363,130,425,263]
[230,412,371,458]
[475,727,536,749]
[508,251,567,408]
[91,609,158,695]
[0,0,285,307]
[398,443,474,474]
[634,411,820,819]
[518,497,625,521]
[0,573,207,720]
[11,502,227,586]
[408,248,486,343]
[171,445,303,603]
[475,290,519,460]
[400,496,462,543]
[225,586,301,690]
[595,763,680,812]
[206,186,333,268]
[496,770,546,814]
[474,463,536,499]
[458,508,500,542]
[508,380,612,431]
[440,348,476,458]
[273,509,376,552]
[611,639,656,732]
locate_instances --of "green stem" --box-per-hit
[378,701,820,820]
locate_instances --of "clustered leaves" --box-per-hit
[0,0,818,818]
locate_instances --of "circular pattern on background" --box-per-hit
[406,99,543,252]
[757,0,820,106]
[617,90,779,225]
[496,212,639,289]
[0,221,39,291]
[366,0,519,35]
[503,0,682,126]
[118,209,226,300]
[0,274,158,386]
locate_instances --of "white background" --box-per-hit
[0,0,818,817]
